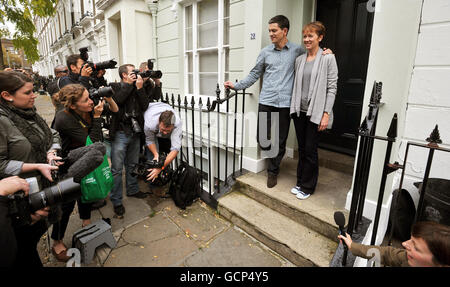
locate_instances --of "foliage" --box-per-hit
[0,0,58,65]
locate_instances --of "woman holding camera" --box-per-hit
[51,84,118,262]
[0,71,62,267]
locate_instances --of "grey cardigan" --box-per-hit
[290,48,338,128]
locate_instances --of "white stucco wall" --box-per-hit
[392,0,450,209]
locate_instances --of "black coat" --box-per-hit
[109,82,150,140]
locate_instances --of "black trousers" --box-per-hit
[13,220,48,267]
[292,112,319,195]
[51,199,91,241]
[257,104,291,176]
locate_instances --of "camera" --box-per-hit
[132,58,163,79]
[88,86,115,106]
[131,155,172,186]
[124,111,142,134]
[8,178,81,227]
[79,47,118,72]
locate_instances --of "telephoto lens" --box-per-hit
[28,178,81,213]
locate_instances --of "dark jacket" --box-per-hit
[143,80,162,102]
[59,71,93,90]
[0,196,17,267]
[91,76,108,89]
[109,82,150,140]
[54,109,103,158]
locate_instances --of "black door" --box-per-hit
[316,0,374,156]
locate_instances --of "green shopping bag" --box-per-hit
[80,136,113,203]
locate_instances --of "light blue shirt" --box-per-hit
[144,102,183,152]
[234,41,305,108]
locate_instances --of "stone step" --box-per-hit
[218,192,338,267]
[233,158,351,242]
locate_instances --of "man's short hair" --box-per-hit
[119,64,135,79]
[54,65,68,74]
[66,54,81,72]
[139,62,148,71]
[159,110,175,127]
[269,15,290,32]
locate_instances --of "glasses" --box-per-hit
[57,70,69,73]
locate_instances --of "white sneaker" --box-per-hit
[291,186,301,195]
[296,190,311,200]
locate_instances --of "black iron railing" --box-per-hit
[159,84,250,208]
[342,81,399,265]
[387,125,450,244]
[343,81,449,267]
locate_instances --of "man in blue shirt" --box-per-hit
[224,15,331,188]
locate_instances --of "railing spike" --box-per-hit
[387,113,398,139]
[426,125,442,145]
[216,83,221,98]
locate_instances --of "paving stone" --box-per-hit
[121,213,180,244]
[98,196,153,232]
[163,200,231,246]
[104,233,199,267]
[184,228,288,267]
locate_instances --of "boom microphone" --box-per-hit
[66,149,105,183]
[64,142,106,164]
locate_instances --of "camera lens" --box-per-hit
[28,178,82,213]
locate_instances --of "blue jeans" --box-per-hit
[110,131,141,207]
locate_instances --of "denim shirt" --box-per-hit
[234,41,305,108]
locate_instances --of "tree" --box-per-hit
[0,0,58,69]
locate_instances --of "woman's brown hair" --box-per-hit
[302,21,326,38]
[55,84,86,109]
[412,221,450,266]
[0,71,33,99]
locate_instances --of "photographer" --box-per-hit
[91,69,108,89]
[59,54,94,90]
[0,71,61,267]
[47,65,69,128]
[143,102,182,182]
[139,61,162,102]
[109,64,150,218]
[50,84,117,262]
[0,176,50,267]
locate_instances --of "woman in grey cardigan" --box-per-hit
[290,22,338,200]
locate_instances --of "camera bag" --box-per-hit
[169,161,201,209]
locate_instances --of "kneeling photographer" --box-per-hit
[0,71,62,267]
[51,84,118,262]
[143,102,182,183]
[109,64,150,218]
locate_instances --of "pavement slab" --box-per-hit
[184,227,293,267]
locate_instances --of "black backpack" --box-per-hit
[169,162,201,209]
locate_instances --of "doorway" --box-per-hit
[315,0,374,156]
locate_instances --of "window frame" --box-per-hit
[183,0,230,99]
